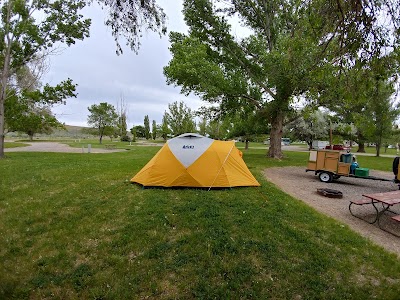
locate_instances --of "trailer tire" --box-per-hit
[393,157,399,176]
[319,172,333,183]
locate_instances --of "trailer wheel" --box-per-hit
[393,157,399,175]
[319,172,333,183]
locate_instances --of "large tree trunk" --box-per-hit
[356,131,366,153]
[245,139,249,150]
[0,64,10,158]
[376,143,381,157]
[0,45,10,159]
[267,111,284,159]
[0,78,6,159]
[357,143,366,153]
[0,2,12,159]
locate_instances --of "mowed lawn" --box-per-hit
[1,147,400,299]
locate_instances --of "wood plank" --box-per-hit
[391,215,400,222]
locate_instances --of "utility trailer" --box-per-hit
[306,150,399,183]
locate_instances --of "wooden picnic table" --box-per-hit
[349,190,400,237]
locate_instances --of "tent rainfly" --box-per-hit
[131,133,260,188]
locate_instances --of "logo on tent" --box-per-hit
[182,145,195,149]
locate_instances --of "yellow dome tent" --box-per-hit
[131,133,260,188]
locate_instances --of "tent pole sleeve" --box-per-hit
[208,143,235,191]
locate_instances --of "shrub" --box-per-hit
[120,135,131,142]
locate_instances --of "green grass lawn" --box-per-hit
[1,148,399,299]
[4,142,30,148]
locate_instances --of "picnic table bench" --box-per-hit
[349,199,379,224]
[349,191,400,237]
[104,144,116,150]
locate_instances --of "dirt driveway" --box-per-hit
[5,142,124,153]
[263,167,400,257]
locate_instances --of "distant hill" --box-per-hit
[6,124,96,139]
[64,125,88,131]
[50,125,95,138]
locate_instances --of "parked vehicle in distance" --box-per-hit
[312,140,329,149]
[325,144,351,151]
[263,138,291,145]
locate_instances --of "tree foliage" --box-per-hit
[131,125,145,139]
[96,0,167,54]
[197,117,207,136]
[165,101,196,136]
[6,93,64,140]
[317,52,400,154]
[87,102,118,144]
[229,112,268,148]
[358,80,399,156]
[164,0,400,158]
[151,119,157,140]
[117,95,128,140]
[205,119,230,140]
[160,111,169,141]
[285,110,329,150]
[130,126,137,142]
[144,115,150,139]
[0,0,91,157]
[6,79,77,139]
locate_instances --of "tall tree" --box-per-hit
[151,120,157,140]
[160,111,169,141]
[164,0,400,158]
[116,94,128,140]
[130,126,137,142]
[0,0,90,158]
[144,115,151,139]
[166,101,196,136]
[359,79,399,157]
[87,102,118,144]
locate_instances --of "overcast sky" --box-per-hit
[44,0,201,128]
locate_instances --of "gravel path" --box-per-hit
[5,142,125,153]
[263,167,400,257]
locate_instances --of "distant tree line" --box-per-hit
[85,94,400,158]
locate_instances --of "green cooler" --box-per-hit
[355,168,369,177]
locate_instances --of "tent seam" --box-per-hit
[208,142,235,191]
